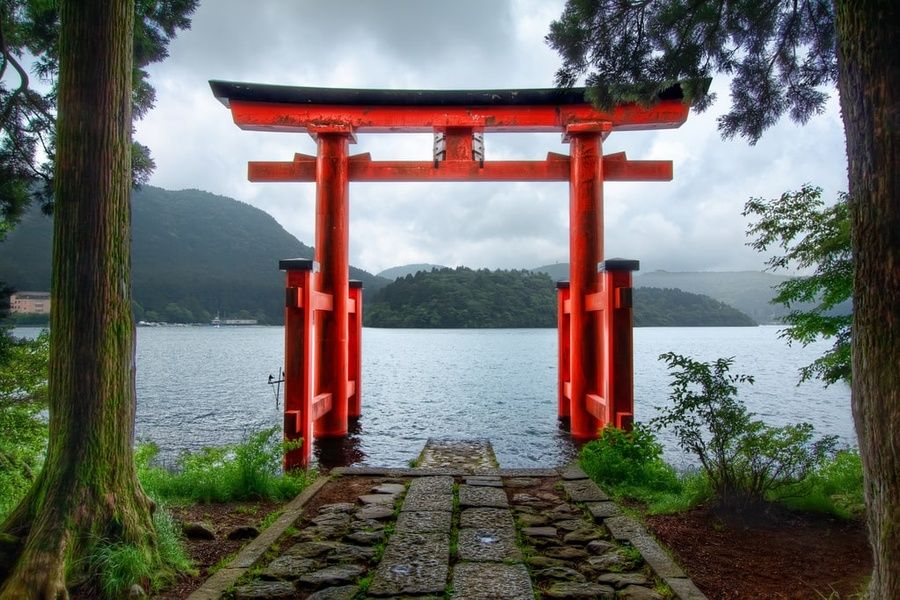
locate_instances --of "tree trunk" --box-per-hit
[834,2,900,598]
[0,1,155,597]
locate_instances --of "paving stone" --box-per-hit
[533,566,586,582]
[596,572,650,588]
[586,540,617,555]
[630,532,685,578]
[503,477,541,487]
[522,526,557,538]
[543,546,589,560]
[307,585,359,600]
[560,464,589,480]
[665,577,709,600]
[553,518,588,532]
[367,533,449,597]
[619,584,664,600]
[357,505,395,521]
[394,510,452,534]
[564,528,604,544]
[260,555,320,580]
[547,504,581,519]
[585,501,621,520]
[516,513,550,526]
[526,555,569,569]
[544,581,615,599]
[585,551,634,570]
[319,502,356,514]
[458,485,508,508]
[562,479,609,502]
[344,530,385,545]
[351,518,386,531]
[371,483,406,495]
[312,512,352,527]
[358,493,398,506]
[458,527,521,562]
[465,477,503,487]
[603,515,644,541]
[286,541,343,558]
[510,493,550,507]
[234,580,296,599]
[451,562,533,600]
[298,564,366,590]
[417,439,497,472]
[400,494,453,512]
[407,475,454,496]
[327,543,376,563]
[460,508,514,530]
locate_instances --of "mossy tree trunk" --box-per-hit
[835,2,900,598]
[0,1,157,597]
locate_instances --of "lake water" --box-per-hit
[14,326,856,469]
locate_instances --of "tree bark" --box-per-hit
[835,2,900,598]
[0,1,155,597]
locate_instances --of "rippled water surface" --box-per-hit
[15,326,855,468]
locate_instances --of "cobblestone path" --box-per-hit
[204,441,706,600]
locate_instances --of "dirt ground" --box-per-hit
[646,504,871,599]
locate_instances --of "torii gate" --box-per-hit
[210,81,689,468]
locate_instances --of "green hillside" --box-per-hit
[376,263,448,280]
[530,263,849,324]
[365,268,756,328]
[0,186,389,324]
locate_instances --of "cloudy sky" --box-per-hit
[135,0,849,275]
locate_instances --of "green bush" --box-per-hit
[136,427,314,503]
[653,352,838,508]
[774,449,865,518]
[580,424,710,514]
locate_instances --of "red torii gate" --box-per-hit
[210,81,689,468]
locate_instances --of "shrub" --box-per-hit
[580,424,709,513]
[653,352,838,508]
[136,427,314,503]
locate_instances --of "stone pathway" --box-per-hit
[213,441,707,600]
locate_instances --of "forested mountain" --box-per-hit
[0,186,389,324]
[530,263,850,324]
[365,268,756,328]
[377,263,447,280]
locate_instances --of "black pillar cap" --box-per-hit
[349,280,363,289]
[279,258,319,272]
[556,280,570,289]
[599,258,640,272]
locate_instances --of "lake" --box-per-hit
[14,325,856,469]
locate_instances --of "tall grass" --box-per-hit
[136,427,315,503]
[772,449,865,518]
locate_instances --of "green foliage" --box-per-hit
[653,352,838,507]
[634,287,756,327]
[547,1,837,143]
[774,449,865,518]
[0,0,199,220]
[579,424,709,514]
[136,427,315,503]
[365,267,557,328]
[0,329,49,521]
[744,185,852,385]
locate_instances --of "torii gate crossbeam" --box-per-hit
[211,81,690,468]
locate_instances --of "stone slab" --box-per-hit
[465,477,503,487]
[371,483,406,494]
[451,562,533,600]
[559,463,589,480]
[630,533,685,578]
[358,493,398,505]
[458,485,509,508]
[665,577,709,600]
[400,494,453,513]
[395,510,452,534]
[586,501,621,519]
[367,533,450,597]
[407,476,454,496]
[562,479,609,502]
[459,507,515,530]
[233,580,296,599]
[307,586,359,600]
[458,527,521,562]
[603,515,645,541]
[417,438,497,472]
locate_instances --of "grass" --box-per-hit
[136,427,316,503]
[771,449,865,519]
